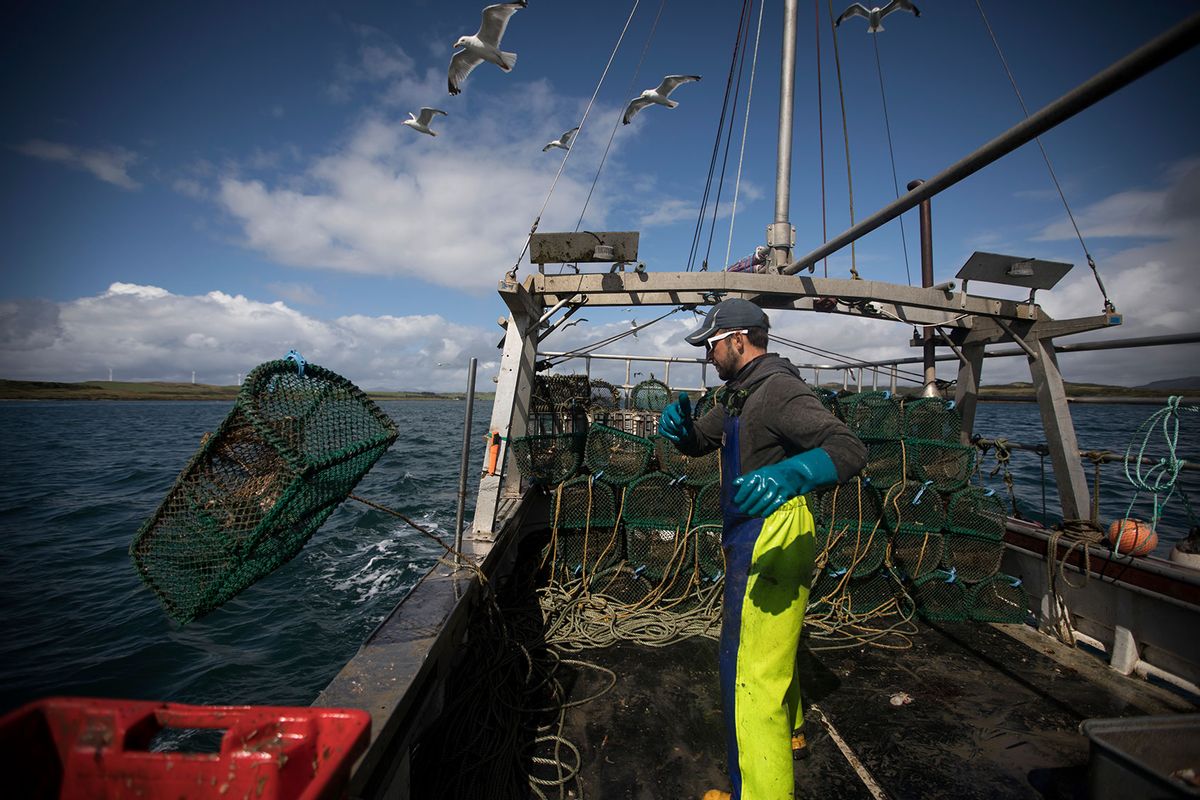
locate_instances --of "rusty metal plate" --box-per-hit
[530,231,639,264]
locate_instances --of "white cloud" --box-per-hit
[1036,158,1200,241]
[14,139,141,189]
[267,282,325,306]
[0,283,498,391]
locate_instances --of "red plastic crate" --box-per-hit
[0,698,371,799]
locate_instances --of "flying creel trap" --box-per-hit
[129,358,398,624]
[512,375,1029,641]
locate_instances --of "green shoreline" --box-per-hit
[0,379,494,402]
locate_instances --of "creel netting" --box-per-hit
[129,359,398,624]
[584,423,653,485]
[968,573,1030,623]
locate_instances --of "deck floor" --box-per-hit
[555,620,1193,799]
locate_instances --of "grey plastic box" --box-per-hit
[1081,715,1200,799]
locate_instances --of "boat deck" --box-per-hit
[554,618,1194,799]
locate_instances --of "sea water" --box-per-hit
[0,399,491,716]
[0,400,1195,715]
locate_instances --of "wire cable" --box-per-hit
[815,0,829,277]
[826,0,859,279]
[871,34,913,285]
[687,0,753,271]
[723,0,767,270]
[507,0,641,280]
[974,0,1114,312]
[574,0,669,233]
[703,0,756,270]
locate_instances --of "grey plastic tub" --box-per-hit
[1081,715,1200,799]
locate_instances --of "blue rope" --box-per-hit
[284,349,306,377]
[1122,395,1198,532]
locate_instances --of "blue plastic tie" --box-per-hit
[593,470,604,481]
[944,567,958,583]
[882,391,891,399]
[830,567,848,578]
[1009,576,1023,588]
[983,488,996,497]
[284,349,306,377]
[633,564,646,577]
[912,480,933,505]
[946,400,957,410]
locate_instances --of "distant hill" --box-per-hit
[1137,376,1200,390]
[0,379,492,402]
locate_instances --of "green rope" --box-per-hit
[1122,396,1198,531]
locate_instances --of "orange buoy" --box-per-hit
[1107,518,1158,556]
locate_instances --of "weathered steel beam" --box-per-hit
[949,314,1117,347]
[1029,338,1092,520]
[528,272,1034,321]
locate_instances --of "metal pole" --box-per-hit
[454,357,479,564]
[782,12,1200,274]
[770,0,799,270]
[911,178,939,397]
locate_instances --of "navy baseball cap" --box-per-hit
[685,298,770,346]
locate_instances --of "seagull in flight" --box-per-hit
[622,75,702,125]
[543,126,580,152]
[834,1,920,33]
[448,2,526,95]
[401,108,448,136]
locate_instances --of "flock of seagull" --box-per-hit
[401,1,702,150]
[402,0,918,146]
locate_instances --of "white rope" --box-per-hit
[724,0,767,269]
[507,0,641,278]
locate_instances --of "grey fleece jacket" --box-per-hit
[676,353,866,482]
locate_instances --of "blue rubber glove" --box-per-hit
[732,448,839,518]
[658,392,693,444]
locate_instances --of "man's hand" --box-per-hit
[658,391,693,444]
[732,448,838,518]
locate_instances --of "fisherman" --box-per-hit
[657,298,866,800]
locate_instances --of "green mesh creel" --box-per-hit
[838,391,901,441]
[912,569,969,622]
[552,475,618,528]
[622,471,692,527]
[902,397,962,442]
[130,359,399,624]
[863,440,907,491]
[891,531,945,581]
[814,388,841,418]
[693,388,717,418]
[654,436,720,486]
[826,524,888,577]
[946,486,1006,539]
[905,439,975,492]
[942,530,1004,583]
[968,574,1030,623]
[882,480,947,534]
[846,570,912,617]
[552,524,623,578]
[509,432,585,485]
[625,525,692,580]
[692,481,722,526]
[531,373,591,412]
[629,378,671,412]
[824,478,884,527]
[583,423,652,485]
[588,563,655,606]
[587,379,620,412]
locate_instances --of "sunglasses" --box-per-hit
[705,329,748,351]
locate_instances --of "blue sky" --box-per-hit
[2,1,1197,390]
